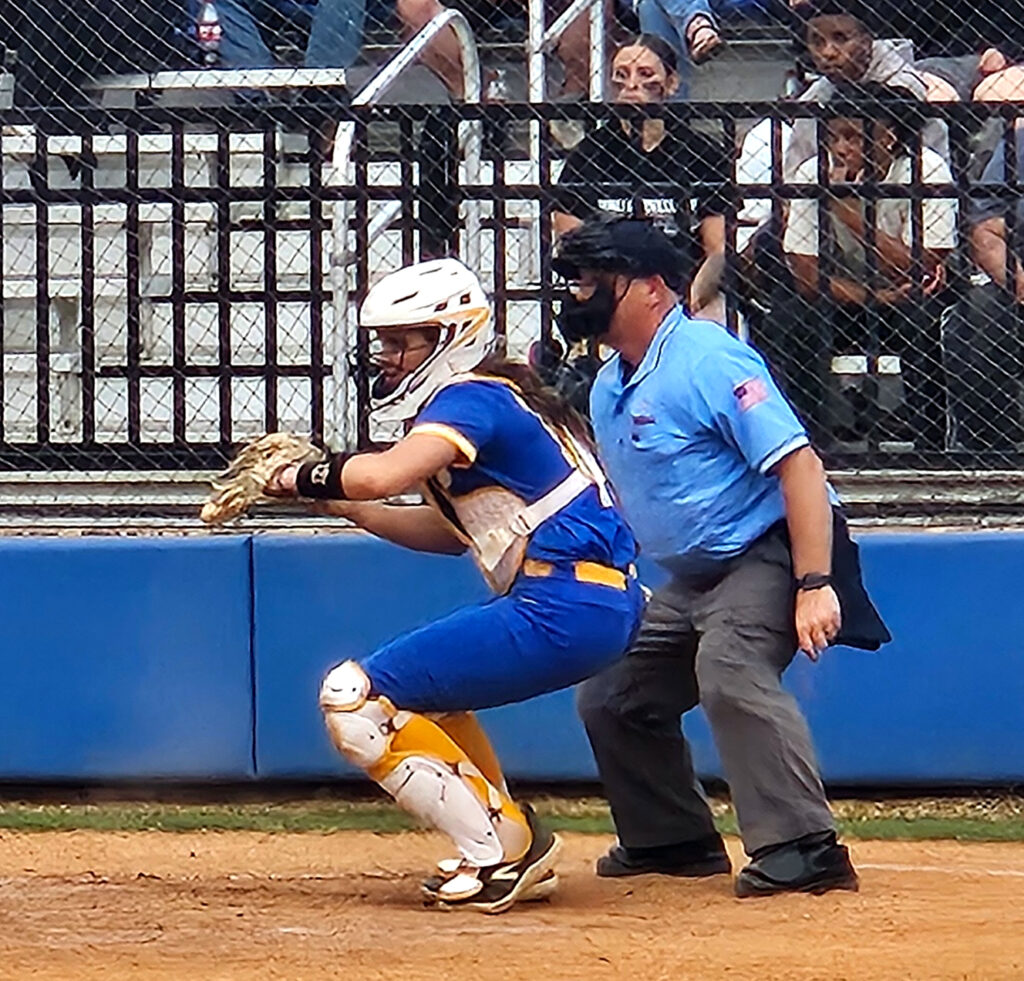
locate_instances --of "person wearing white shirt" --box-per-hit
[782,84,956,449]
[784,0,948,181]
[783,102,956,305]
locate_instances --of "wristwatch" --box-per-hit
[795,572,833,591]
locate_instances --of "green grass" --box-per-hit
[0,797,1022,842]
[0,802,413,834]
[833,817,1024,842]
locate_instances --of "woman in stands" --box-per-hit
[268,257,643,914]
[553,34,731,324]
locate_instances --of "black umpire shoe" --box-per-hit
[596,833,732,878]
[734,830,859,898]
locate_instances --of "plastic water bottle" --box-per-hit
[196,1,222,66]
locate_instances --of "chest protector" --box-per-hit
[422,407,613,594]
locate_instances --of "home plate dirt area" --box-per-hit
[0,831,1021,981]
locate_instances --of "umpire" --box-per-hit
[553,215,889,898]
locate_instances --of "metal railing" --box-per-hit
[527,0,606,102]
[329,8,482,449]
[0,99,1020,514]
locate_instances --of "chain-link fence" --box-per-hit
[0,0,1023,522]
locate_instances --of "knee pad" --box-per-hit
[319,660,407,771]
[319,660,529,868]
[320,659,373,712]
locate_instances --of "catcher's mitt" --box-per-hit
[200,432,326,525]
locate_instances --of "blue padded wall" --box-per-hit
[252,530,1024,784]
[0,536,254,780]
[252,533,491,778]
[3,528,1022,784]
[780,531,1024,783]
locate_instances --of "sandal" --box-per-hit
[685,14,724,66]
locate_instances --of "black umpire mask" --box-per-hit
[557,280,624,344]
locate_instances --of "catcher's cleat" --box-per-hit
[422,866,559,905]
[734,831,859,898]
[434,808,561,914]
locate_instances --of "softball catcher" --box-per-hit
[203,258,643,913]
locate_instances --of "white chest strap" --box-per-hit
[508,468,593,537]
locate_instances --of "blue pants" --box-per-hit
[637,0,714,57]
[637,0,772,98]
[217,0,368,69]
[361,572,645,713]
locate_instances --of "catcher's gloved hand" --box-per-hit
[200,432,326,525]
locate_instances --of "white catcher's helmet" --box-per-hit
[359,258,495,424]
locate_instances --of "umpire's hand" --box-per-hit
[795,585,842,661]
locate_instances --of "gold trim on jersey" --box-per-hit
[436,372,610,496]
[408,422,478,465]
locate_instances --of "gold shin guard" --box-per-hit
[320,661,530,870]
[431,711,509,794]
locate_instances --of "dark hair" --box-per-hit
[791,0,873,35]
[828,81,923,155]
[475,354,595,448]
[615,33,679,76]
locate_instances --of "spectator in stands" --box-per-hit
[784,0,947,178]
[1,0,181,113]
[942,123,1024,452]
[735,0,945,318]
[387,0,469,98]
[633,0,782,97]
[552,35,730,322]
[541,0,615,99]
[216,0,365,72]
[215,0,608,101]
[636,0,724,71]
[915,47,1011,104]
[782,83,956,448]
[419,0,608,101]
[216,0,471,98]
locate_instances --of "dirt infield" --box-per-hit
[0,830,1021,981]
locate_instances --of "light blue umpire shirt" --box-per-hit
[590,305,824,577]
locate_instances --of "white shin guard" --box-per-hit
[320,661,529,871]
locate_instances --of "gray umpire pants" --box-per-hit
[576,527,835,856]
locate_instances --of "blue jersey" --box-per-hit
[590,307,822,576]
[410,375,637,575]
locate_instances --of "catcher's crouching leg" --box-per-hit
[320,661,560,913]
[426,712,560,903]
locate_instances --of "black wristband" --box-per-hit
[795,572,833,591]
[295,454,352,500]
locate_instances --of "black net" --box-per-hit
[0,0,1022,521]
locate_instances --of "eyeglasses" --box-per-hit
[371,334,437,361]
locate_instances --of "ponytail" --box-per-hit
[475,354,596,450]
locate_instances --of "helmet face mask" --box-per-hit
[557,273,632,344]
[358,259,495,424]
[367,325,443,399]
[551,215,684,348]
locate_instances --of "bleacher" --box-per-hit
[0,0,1020,520]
